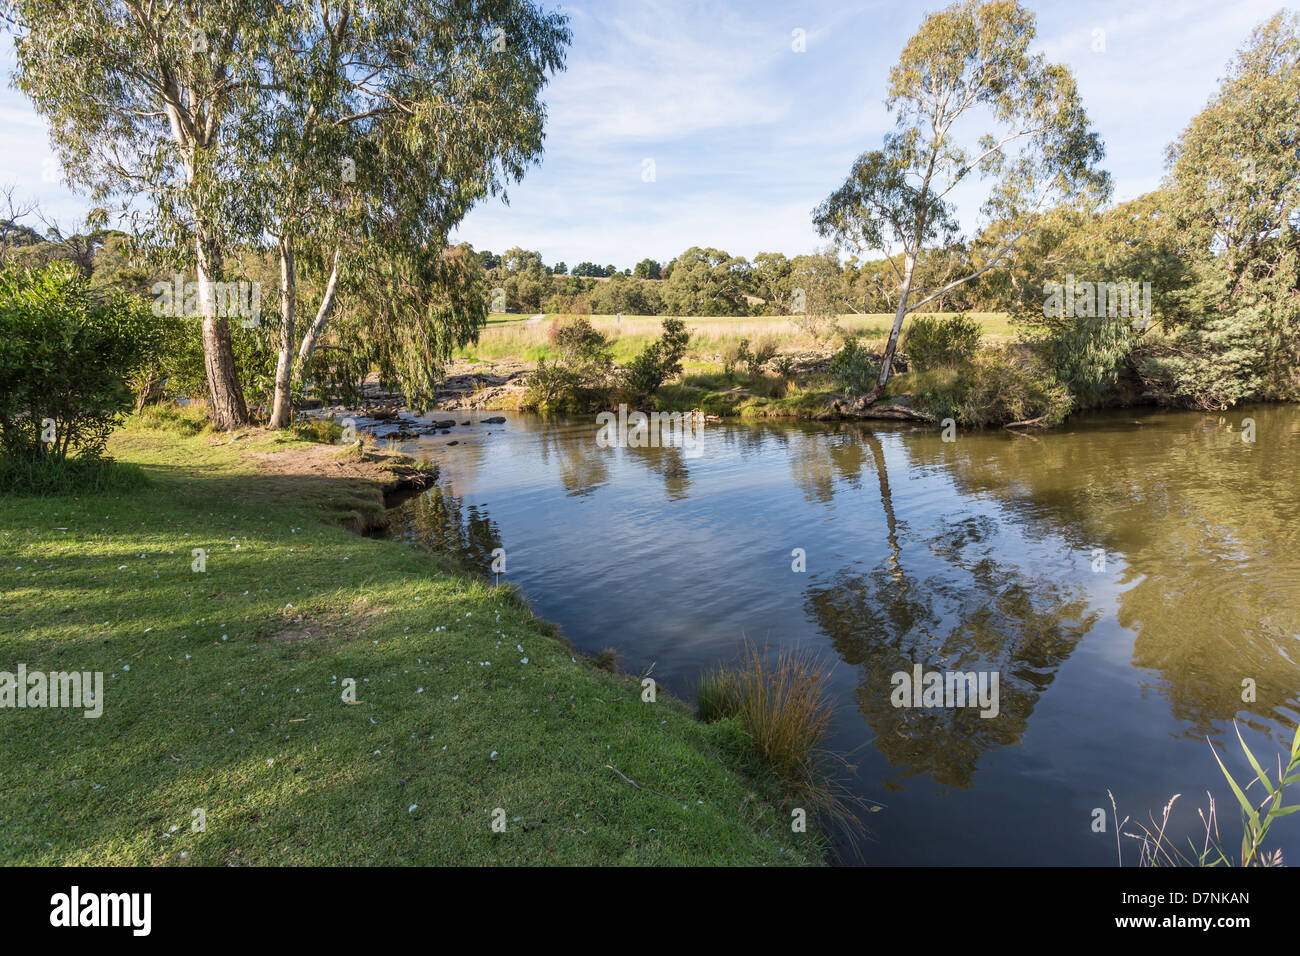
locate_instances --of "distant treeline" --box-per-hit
[475,244,1016,317]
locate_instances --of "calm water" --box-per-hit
[381,405,1300,865]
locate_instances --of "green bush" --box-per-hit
[745,335,779,376]
[955,346,1073,427]
[903,313,983,371]
[886,366,970,421]
[623,317,691,398]
[721,338,748,378]
[0,261,158,468]
[521,316,616,412]
[133,402,208,436]
[291,417,345,444]
[1134,306,1287,411]
[828,334,878,395]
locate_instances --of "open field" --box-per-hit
[458,312,1015,366]
[0,410,818,865]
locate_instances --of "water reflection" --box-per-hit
[900,406,1300,738]
[806,535,1098,788]
[397,487,504,573]
[382,405,1300,863]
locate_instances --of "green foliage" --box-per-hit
[343,244,490,411]
[903,313,982,370]
[623,317,691,398]
[828,335,879,395]
[745,336,779,376]
[721,339,748,378]
[814,0,1109,389]
[13,1,573,426]
[1113,722,1300,868]
[521,315,615,411]
[695,642,841,818]
[0,261,157,464]
[1135,306,1277,411]
[661,246,752,316]
[291,418,345,445]
[954,346,1073,427]
[0,455,146,496]
[886,366,970,421]
[1155,12,1300,408]
[133,403,209,437]
[588,272,664,315]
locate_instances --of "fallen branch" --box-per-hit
[1004,416,1048,429]
[605,764,675,801]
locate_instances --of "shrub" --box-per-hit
[772,355,797,382]
[955,346,1073,427]
[623,317,691,398]
[903,313,983,370]
[721,338,748,378]
[521,316,615,411]
[828,334,878,395]
[0,261,158,466]
[291,417,345,444]
[0,455,146,496]
[886,366,970,421]
[746,335,779,376]
[133,402,208,437]
[1134,305,1289,410]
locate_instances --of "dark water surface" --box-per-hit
[383,405,1300,865]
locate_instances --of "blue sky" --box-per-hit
[0,0,1285,266]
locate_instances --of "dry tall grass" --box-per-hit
[460,312,1012,364]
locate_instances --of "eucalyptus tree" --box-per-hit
[1158,10,1300,405]
[249,1,570,427]
[813,0,1108,399]
[11,0,569,429]
[11,0,283,428]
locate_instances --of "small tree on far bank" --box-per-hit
[813,0,1108,401]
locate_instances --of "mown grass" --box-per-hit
[0,413,821,865]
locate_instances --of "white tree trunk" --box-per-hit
[269,238,297,429]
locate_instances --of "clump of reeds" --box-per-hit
[1109,720,1300,867]
[693,640,873,848]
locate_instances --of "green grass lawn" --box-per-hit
[0,415,818,865]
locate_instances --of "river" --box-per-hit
[376,403,1300,865]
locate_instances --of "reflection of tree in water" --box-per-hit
[789,424,869,505]
[537,426,609,497]
[806,431,1099,789]
[402,488,504,573]
[898,408,1300,740]
[624,442,692,500]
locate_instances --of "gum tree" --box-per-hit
[250,1,570,427]
[813,0,1108,401]
[1156,11,1300,406]
[11,0,282,428]
[10,0,569,428]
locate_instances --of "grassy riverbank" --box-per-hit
[0,410,820,865]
